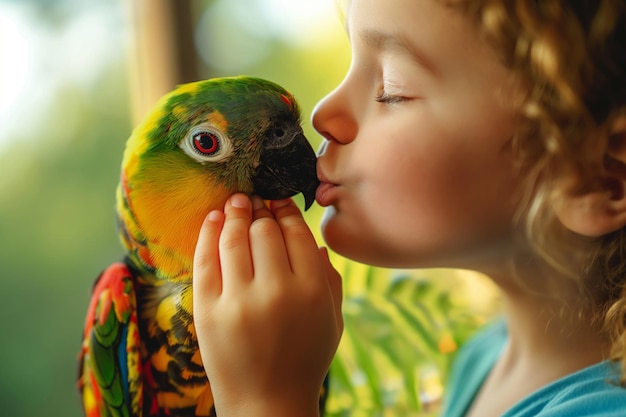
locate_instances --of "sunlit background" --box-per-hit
[0,1,499,416]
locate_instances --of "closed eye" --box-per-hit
[374,90,411,104]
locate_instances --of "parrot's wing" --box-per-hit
[78,262,142,417]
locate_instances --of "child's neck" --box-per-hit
[500,287,608,369]
[465,269,609,417]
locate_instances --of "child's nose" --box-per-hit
[311,83,357,145]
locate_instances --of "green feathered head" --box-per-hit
[118,76,319,279]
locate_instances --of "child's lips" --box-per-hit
[316,182,337,207]
[316,167,338,207]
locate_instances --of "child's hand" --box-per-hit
[193,193,343,417]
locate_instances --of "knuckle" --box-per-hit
[219,230,248,251]
[306,284,329,305]
[193,306,217,327]
[193,251,214,269]
[225,299,250,323]
[260,282,296,312]
[280,218,313,240]
[219,217,251,250]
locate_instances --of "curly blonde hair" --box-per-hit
[453,0,626,382]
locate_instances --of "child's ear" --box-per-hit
[557,115,626,237]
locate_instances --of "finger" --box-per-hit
[270,198,320,275]
[193,210,225,301]
[248,214,292,280]
[219,193,254,292]
[249,196,291,279]
[320,246,344,333]
[251,196,274,222]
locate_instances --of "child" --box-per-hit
[192,0,626,416]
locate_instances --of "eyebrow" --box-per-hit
[358,28,439,76]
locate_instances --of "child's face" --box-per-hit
[313,0,525,270]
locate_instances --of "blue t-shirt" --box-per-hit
[441,319,626,416]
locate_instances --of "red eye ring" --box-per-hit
[193,131,220,155]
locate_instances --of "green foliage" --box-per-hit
[323,263,493,417]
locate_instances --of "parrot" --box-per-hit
[77,76,324,417]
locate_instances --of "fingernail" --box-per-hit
[252,196,265,210]
[207,210,222,222]
[230,193,250,208]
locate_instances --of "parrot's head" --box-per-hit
[117,76,320,281]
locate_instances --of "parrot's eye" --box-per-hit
[193,131,220,155]
[180,124,233,163]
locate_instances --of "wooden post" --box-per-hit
[126,0,200,124]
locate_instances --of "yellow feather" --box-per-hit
[155,293,178,333]
[171,81,201,96]
[130,162,232,282]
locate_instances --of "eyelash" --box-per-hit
[374,89,409,104]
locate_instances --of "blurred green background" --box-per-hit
[0,1,499,416]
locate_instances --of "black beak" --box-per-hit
[252,132,319,210]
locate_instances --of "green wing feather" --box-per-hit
[79,262,143,417]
